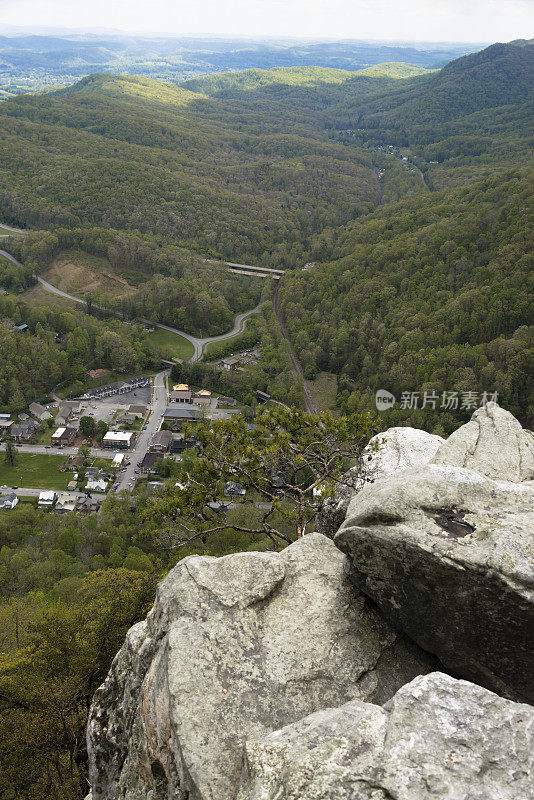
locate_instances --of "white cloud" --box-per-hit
[0,0,532,42]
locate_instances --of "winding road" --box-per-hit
[0,248,260,364]
[152,305,261,363]
[0,222,26,237]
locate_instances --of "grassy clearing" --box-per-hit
[0,453,70,490]
[147,327,194,361]
[304,371,339,414]
[91,458,114,471]
[21,282,79,311]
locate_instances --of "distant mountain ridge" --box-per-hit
[354,40,534,127]
[182,63,433,95]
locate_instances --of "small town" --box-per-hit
[0,369,252,514]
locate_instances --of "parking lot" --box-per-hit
[77,402,128,426]
[98,385,151,406]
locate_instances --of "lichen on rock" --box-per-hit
[237,672,534,800]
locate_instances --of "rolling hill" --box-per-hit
[329,41,534,189]
[0,71,384,267]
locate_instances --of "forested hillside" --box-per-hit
[6,226,263,336]
[0,41,531,420]
[351,41,534,127]
[278,167,534,432]
[0,294,158,411]
[331,41,534,188]
[0,37,533,800]
[184,43,534,191]
[0,72,381,266]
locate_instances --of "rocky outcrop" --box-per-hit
[336,461,534,703]
[237,672,534,800]
[87,534,438,800]
[316,426,443,538]
[431,402,534,481]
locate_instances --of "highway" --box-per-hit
[192,304,262,362]
[0,222,25,234]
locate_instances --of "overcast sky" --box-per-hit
[0,0,532,43]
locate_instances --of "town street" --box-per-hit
[7,486,106,502]
[1,371,170,499]
[115,369,169,491]
[0,443,110,458]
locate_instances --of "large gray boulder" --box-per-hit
[87,534,437,800]
[316,426,443,538]
[335,464,534,703]
[431,402,534,481]
[237,672,534,800]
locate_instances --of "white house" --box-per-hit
[103,431,134,449]
[38,490,57,508]
[86,479,107,492]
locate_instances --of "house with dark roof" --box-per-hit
[149,430,173,453]
[10,419,38,441]
[140,452,160,474]
[221,357,241,371]
[29,402,52,421]
[78,496,100,515]
[163,406,199,422]
[170,433,197,453]
[225,481,246,498]
[129,404,148,417]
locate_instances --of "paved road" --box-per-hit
[37,276,261,363]
[0,249,21,265]
[0,443,110,458]
[0,372,169,497]
[0,222,25,233]
[115,369,169,492]
[3,486,106,502]
[0,247,260,365]
[193,305,262,362]
[409,160,430,190]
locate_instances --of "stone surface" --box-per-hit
[316,426,443,539]
[335,463,534,703]
[237,672,534,800]
[431,402,534,481]
[87,534,437,800]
